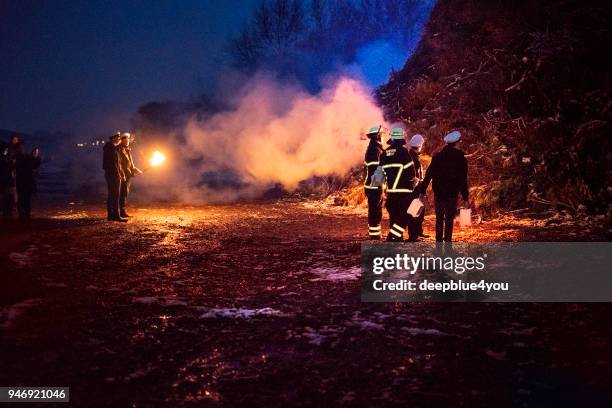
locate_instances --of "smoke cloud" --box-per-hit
[136,74,385,203]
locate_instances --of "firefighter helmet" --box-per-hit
[409,134,425,148]
[366,125,382,135]
[390,128,405,140]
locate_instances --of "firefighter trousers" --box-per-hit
[365,187,382,239]
[406,194,423,242]
[385,192,412,241]
[412,210,425,237]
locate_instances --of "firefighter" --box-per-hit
[118,133,143,218]
[421,130,469,242]
[363,125,384,240]
[380,127,419,242]
[407,134,427,240]
[103,132,126,222]
[15,146,42,222]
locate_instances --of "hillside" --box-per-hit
[376,0,611,218]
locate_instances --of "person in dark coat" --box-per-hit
[380,128,419,241]
[7,133,22,158]
[0,141,13,218]
[15,146,42,221]
[363,125,384,240]
[103,132,126,222]
[117,133,143,218]
[1,133,22,218]
[421,130,469,242]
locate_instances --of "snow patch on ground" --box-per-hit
[348,313,385,330]
[401,327,448,336]
[307,266,361,282]
[302,327,327,346]
[351,319,384,330]
[0,298,43,329]
[8,245,38,268]
[200,307,287,319]
[299,325,344,346]
[132,297,188,307]
[485,349,507,360]
[497,327,536,336]
[123,366,155,382]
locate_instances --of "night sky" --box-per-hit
[0,1,258,135]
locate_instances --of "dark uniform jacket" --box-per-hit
[380,141,417,194]
[0,142,13,188]
[1,142,21,188]
[15,153,41,193]
[408,149,423,185]
[421,145,468,200]
[103,143,124,179]
[364,138,383,190]
[118,146,137,180]
[7,143,21,160]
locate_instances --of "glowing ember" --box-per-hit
[149,151,166,167]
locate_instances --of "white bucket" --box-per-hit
[459,208,472,227]
[407,198,424,218]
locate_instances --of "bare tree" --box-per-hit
[228,0,304,70]
[227,27,261,68]
[227,0,435,73]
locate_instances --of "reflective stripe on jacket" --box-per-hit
[380,141,417,194]
[364,139,383,189]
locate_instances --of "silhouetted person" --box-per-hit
[15,146,41,222]
[1,133,21,218]
[1,142,11,218]
[7,133,22,158]
[103,133,126,222]
[117,133,142,218]
[421,131,468,242]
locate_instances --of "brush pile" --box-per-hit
[376,0,610,221]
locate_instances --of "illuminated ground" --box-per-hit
[1,203,610,407]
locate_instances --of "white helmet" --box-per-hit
[444,130,461,143]
[409,134,425,148]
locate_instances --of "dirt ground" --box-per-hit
[1,202,611,407]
